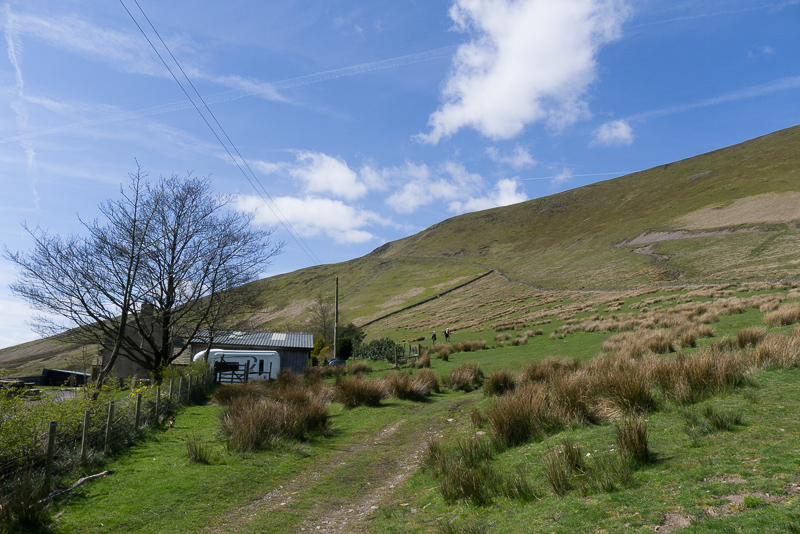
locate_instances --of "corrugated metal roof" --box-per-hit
[191,330,314,350]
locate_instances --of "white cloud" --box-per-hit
[235,194,386,244]
[385,161,484,214]
[420,0,628,143]
[289,151,368,200]
[449,177,527,213]
[592,119,634,146]
[487,144,536,169]
[551,167,574,186]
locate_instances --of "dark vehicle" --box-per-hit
[327,359,347,367]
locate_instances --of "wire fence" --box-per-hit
[0,370,213,513]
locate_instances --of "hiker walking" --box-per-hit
[431,331,437,344]
[444,328,451,342]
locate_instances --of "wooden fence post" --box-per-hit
[134,393,142,430]
[44,421,57,491]
[178,377,184,403]
[169,378,174,400]
[188,376,193,402]
[104,401,114,456]
[80,410,90,463]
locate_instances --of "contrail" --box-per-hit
[628,75,800,123]
[521,172,635,181]
[0,45,456,145]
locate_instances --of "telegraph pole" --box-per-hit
[333,277,339,359]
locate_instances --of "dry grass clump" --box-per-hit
[334,377,384,408]
[510,335,529,346]
[752,332,800,368]
[348,360,372,376]
[453,339,487,353]
[764,303,800,327]
[380,371,437,400]
[444,362,485,392]
[414,353,431,368]
[219,386,329,452]
[437,346,452,361]
[413,368,440,395]
[616,417,651,466]
[424,436,500,505]
[518,357,580,384]
[483,369,516,396]
[321,364,347,378]
[737,326,767,349]
[494,333,511,342]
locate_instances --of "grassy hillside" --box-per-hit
[2,126,799,374]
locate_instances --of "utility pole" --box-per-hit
[334,277,339,359]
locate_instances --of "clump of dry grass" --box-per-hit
[437,346,452,361]
[348,360,372,375]
[219,388,329,452]
[334,377,384,408]
[764,303,800,327]
[737,326,767,349]
[413,368,440,395]
[494,333,511,342]
[444,362,485,392]
[483,369,516,396]
[414,353,431,368]
[453,339,487,353]
[616,417,651,466]
[518,357,580,384]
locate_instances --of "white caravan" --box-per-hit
[193,349,280,381]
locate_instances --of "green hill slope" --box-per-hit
[2,125,799,374]
[247,124,800,330]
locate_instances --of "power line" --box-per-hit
[118,0,322,265]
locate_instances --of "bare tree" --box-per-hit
[308,293,334,342]
[5,168,282,383]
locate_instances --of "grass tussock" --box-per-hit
[334,377,384,408]
[348,360,372,376]
[443,362,485,392]
[483,369,516,396]
[414,353,431,368]
[616,417,651,466]
[0,470,51,532]
[737,326,767,348]
[186,434,212,464]
[218,381,330,452]
[764,302,800,327]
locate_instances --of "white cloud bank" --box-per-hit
[592,119,633,146]
[420,0,628,143]
[237,152,528,243]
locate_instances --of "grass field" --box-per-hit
[6,283,797,533]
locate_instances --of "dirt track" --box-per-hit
[198,395,475,534]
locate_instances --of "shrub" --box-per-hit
[334,377,384,408]
[483,369,516,396]
[437,346,452,361]
[444,362,484,392]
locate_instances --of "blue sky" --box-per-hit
[1,0,799,348]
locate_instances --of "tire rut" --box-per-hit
[198,396,474,534]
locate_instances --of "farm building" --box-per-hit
[188,330,313,374]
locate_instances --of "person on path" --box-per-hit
[444,328,450,342]
[431,331,437,345]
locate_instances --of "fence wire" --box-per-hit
[0,372,212,506]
